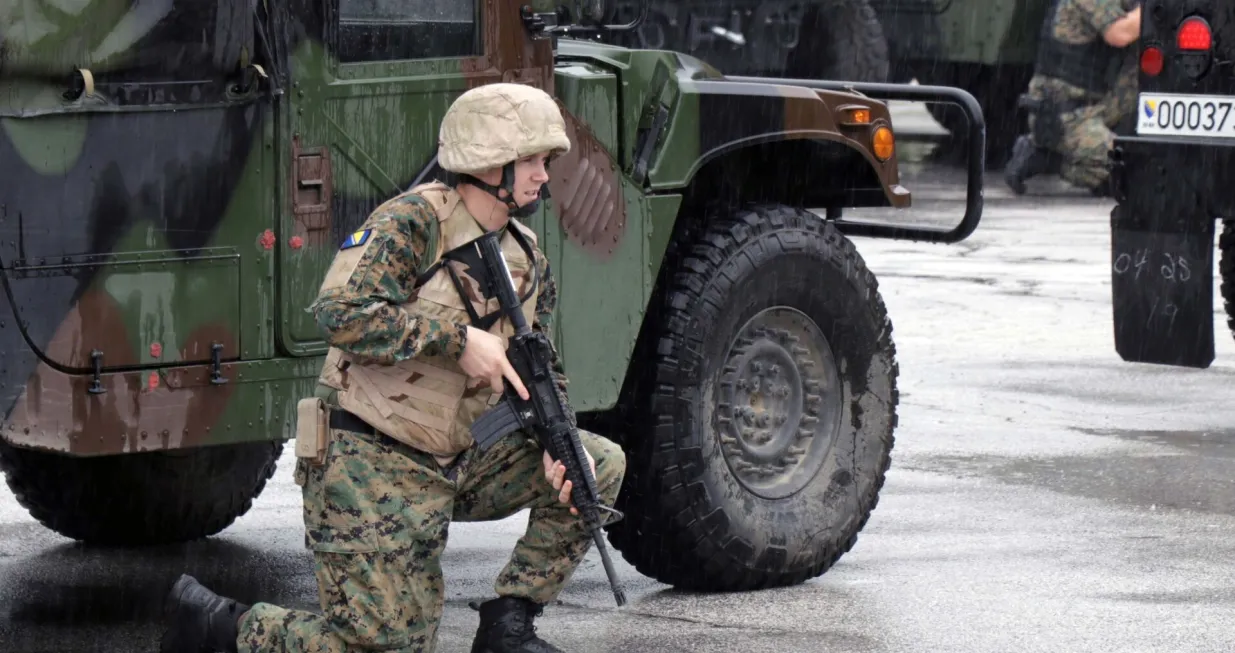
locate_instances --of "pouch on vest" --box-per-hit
[295,396,329,467]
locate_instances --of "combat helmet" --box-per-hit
[438,83,571,217]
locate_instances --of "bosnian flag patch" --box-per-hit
[341,229,371,249]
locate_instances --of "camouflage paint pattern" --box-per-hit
[0,0,911,456]
[236,426,625,652]
[1025,0,1136,191]
[545,41,909,402]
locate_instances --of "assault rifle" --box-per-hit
[468,229,628,607]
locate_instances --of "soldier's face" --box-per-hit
[510,152,552,207]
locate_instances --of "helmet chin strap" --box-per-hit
[460,161,545,220]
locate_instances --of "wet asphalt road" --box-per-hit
[4,149,1235,651]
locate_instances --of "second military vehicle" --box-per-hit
[1106,0,1234,369]
[0,0,983,592]
[602,0,1050,165]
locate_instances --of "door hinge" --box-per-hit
[210,343,228,385]
[88,350,105,394]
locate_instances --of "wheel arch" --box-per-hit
[679,136,898,212]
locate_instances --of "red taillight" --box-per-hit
[1141,46,1164,75]
[1177,16,1212,51]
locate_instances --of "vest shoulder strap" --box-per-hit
[507,215,540,247]
[401,181,462,279]
[407,181,460,224]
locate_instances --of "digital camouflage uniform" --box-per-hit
[159,83,627,653]
[1019,0,1138,192]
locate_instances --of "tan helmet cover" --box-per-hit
[438,83,572,174]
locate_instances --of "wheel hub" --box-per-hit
[714,307,842,499]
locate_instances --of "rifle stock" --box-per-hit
[468,229,628,607]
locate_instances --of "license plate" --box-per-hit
[1137,93,1235,137]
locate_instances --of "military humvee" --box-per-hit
[601,0,1051,164]
[603,0,932,84]
[901,0,1052,165]
[0,0,983,592]
[1107,1,1235,370]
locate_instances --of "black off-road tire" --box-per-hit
[0,440,282,545]
[785,0,890,83]
[606,204,899,591]
[1220,220,1235,343]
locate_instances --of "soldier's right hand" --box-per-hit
[459,326,530,400]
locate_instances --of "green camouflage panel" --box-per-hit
[0,1,906,457]
[929,0,1053,64]
[237,425,626,652]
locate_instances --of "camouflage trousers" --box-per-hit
[236,423,626,653]
[1030,103,1117,191]
[1027,71,1133,192]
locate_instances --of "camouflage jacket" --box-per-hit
[308,193,570,400]
[1029,0,1138,107]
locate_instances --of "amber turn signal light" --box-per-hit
[836,105,872,127]
[872,126,894,161]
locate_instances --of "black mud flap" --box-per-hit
[1109,142,1216,368]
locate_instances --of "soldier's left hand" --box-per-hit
[543,449,597,515]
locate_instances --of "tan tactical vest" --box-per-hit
[315,181,540,465]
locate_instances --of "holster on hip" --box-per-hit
[295,396,329,467]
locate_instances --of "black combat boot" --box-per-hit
[1004,134,1051,195]
[159,574,249,653]
[469,597,565,653]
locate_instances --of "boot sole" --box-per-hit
[160,574,204,653]
[1004,172,1027,195]
[1004,143,1031,195]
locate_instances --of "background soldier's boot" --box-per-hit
[1004,134,1049,195]
[160,574,249,653]
[469,597,565,653]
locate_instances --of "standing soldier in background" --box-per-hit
[1004,0,1143,196]
[156,83,627,653]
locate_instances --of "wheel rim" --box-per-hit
[714,306,842,500]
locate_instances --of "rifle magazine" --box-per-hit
[470,399,525,451]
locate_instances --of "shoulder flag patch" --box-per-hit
[341,229,372,250]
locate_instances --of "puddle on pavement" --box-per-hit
[912,427,1235,516]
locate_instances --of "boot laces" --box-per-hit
[504,602,543,646]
